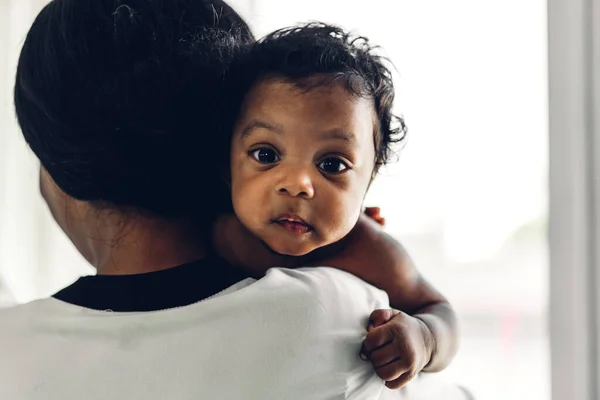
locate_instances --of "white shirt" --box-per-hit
[0,267,389,400]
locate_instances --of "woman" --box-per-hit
[0,0,469,399]
[0,1,389,399]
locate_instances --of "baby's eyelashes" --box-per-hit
[250,147,280,164]
[317,157,349,174]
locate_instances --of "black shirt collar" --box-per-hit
[52,255,249,312]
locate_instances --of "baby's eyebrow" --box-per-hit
[319,129,356,144]
[241,120,284,138]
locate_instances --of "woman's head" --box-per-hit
[227,23,407,256]
[15,0,253,223]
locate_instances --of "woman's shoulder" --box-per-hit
[0,299,52,345]
[0,297,80,332]
[0,297,55,313]
[257,267,390,318]
[265,266,388,297]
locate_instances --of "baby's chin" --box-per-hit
[262,235,324,258]
[266,241,318,257]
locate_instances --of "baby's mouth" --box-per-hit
[273,214,313,235]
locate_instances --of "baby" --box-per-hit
[216,23,459,390]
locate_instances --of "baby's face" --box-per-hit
[230,77,376,256]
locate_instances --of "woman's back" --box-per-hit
[0,267,388,400]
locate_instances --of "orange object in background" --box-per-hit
[364,207,385,226]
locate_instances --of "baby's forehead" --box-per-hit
[249,74,365,93]
[236,76,379,144]
[242,75,375,113]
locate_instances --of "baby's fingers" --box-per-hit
[385,371,416,390]
[368,344,400,368]
[368,309,400,331]
[361,325,393,360]
[374,359,408,382]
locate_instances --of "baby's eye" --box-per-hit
[250,147,280,164]
[318,157,349,174]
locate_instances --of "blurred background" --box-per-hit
[0,1,550,399]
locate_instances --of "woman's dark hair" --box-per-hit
[225,22,407,171]
[15,0,253,220]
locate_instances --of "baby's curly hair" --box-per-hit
[225,22,407,171]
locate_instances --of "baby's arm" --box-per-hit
[312,215,458,387]
[212,212,458,386]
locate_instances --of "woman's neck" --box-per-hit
[91,217,209,275]
[69,208,208,275]
[41,169,208,275]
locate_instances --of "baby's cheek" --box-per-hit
[326,197,363,241]
[232,176,274,239]
[231,183,255,225]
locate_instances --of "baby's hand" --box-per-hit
[360,309,433,389]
